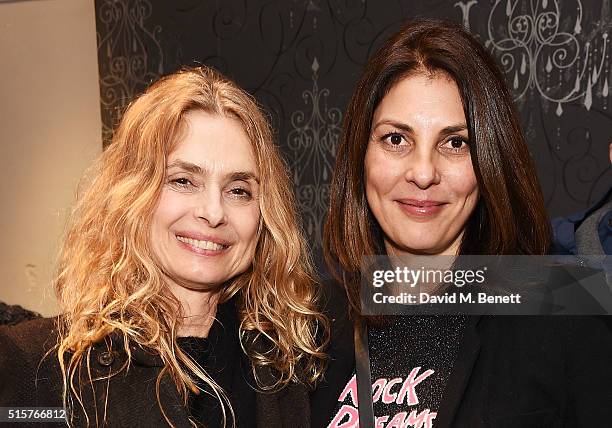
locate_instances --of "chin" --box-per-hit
[400,245,440,255]
[388,236,450,255]
[175,271,232,289]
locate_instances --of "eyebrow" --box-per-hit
[439,123,469,136]
[372,120,468,136]
[166,160,260,183]
[167,160,203,174]
[228,171,259,183]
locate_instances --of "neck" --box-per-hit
[168,282,221,338]
[384,236,462,258]
[384,240,460,294]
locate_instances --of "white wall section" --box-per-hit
[0,0,102,316]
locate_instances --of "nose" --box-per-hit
[403,147,441,189]
[194,188,226,227]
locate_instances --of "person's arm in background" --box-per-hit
[0,302,40,326]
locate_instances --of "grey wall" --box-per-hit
[95,0,612,258]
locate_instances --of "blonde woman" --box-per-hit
[0,67,327,428]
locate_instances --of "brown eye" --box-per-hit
[446,137,469,150]
[382,132,406,147]
[227,186,253,201]
[170,177,194,187]
[230,188,250,197]
[390,134,403,145]
[450,138,465,149]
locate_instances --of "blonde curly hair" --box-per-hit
[54,66,328,427]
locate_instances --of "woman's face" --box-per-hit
[150,110,260,291]
[364,72,479,256]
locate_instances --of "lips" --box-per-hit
[395,199,446,217]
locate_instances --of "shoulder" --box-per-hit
[550,216,578,254]
[474,316,612,423]
[551,187,612,255]
[1,319,186,424]
[478,315,611,345]
[0,317,58,350]
[316,272,354,364]
[477,315,612,377]
[0,302,41,326]
[317,274,353,358]
[0,317,61,407]
[318,273,351,321]
[599,209,612,254]
[311,276,355,428]
[0,317,58,367]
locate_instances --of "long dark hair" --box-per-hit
[324,18,551,311]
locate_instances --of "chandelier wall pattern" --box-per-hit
[287,58,341,251]
[96,0,164,144]
[482,0,610,115]
[94,0,611,250]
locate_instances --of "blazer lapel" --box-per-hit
[434,315,482,428]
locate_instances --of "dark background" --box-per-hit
[95,0,612,256]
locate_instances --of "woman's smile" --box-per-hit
[175,233,229,254]
[394,198,447,218]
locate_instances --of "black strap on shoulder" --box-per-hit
[354,317,375,427]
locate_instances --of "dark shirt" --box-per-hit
[312,279,612,427]
[178,299,257,428]
[326,315,467,428]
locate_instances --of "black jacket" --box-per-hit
[0,317,309,428]
[311,285,612,427]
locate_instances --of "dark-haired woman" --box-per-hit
[314,19,612,427]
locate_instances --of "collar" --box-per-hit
[89,297,241,370]
[551,186,612,254]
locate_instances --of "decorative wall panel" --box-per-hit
[95,0,612,255]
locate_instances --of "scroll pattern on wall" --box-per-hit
[95,0,612,253]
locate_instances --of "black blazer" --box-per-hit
[311,286,612,427]
[0,318,310,428]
